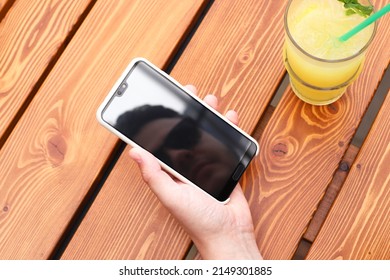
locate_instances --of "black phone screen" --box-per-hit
[101,61,257,201]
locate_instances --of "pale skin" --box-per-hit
[129,85,262,260]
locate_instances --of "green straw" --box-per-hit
[339,3,390,42]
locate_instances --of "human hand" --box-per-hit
[129,85,262,260]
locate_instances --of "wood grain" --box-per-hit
[303,145,359,242]
[198,113,357,260]
[0,0,15,23]
[0,0,8,8]
[170,0,286,134]
[0,0,93,144]
[193,106,275,260]
[0,0,9,11]
[0,0,206,259]
[62,147,191,260]
[62,0,286,260]
[307,89,390,260]
[241,0,390,259]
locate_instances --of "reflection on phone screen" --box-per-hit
[101,61,257,201]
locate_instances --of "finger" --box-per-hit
[225,110,239,126]
[204,94,218,109]
[185,84,197,95]
[129,147,178,200]
[229,183,246,201]
[228,184,253,213]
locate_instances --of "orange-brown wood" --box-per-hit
[171,0,286,134]
[0,0,9,11]
[0,0,14,19]
[193,107,275,261]
[62,0,286,259]
[303,144,359,242]
[241,0,390,259]
[0,0,206,259]
[0,0,93,144]
[62,146,191,260]
[251,106,275,141]
[307,89,390,260]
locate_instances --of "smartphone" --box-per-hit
[97,58,258,203]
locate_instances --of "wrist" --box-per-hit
[194,229,262,260]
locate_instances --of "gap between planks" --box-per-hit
[292,144,359,259]
[0,0,16,23]
[194,66,389,260]
[186,110,360,260]
[54,0,213,260]
[187,72,287,260]
[292,65,390,259]
[0,0,98,149]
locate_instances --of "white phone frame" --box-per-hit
[96,57,259,203]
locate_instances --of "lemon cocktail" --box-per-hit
[283,0,376,105]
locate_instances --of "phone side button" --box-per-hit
[232,164,245,181]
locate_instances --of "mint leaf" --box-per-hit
[346,9,357,16]
[338,0,374,17]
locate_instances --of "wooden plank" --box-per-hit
[293,142,358,259]
[241,0,390,259]
[0,0,9,11]
[63,146,192,260]
[171,0,286,134]
[0,0,207,259]
[62,0,286,259]
[252,106,275,141]
[244,134,359,259]
[193,106,275,260]
[0,0,15,22]
[0,0,93,145]
[193,110,277,262]
[303,145,359,242]
[307,89,390,259]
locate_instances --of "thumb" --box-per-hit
[129,147,178,199]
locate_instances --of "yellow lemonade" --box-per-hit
[283,0,376,105]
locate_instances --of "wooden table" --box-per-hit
[0,0,389,260]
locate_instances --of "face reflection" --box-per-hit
[133,117,237,195]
